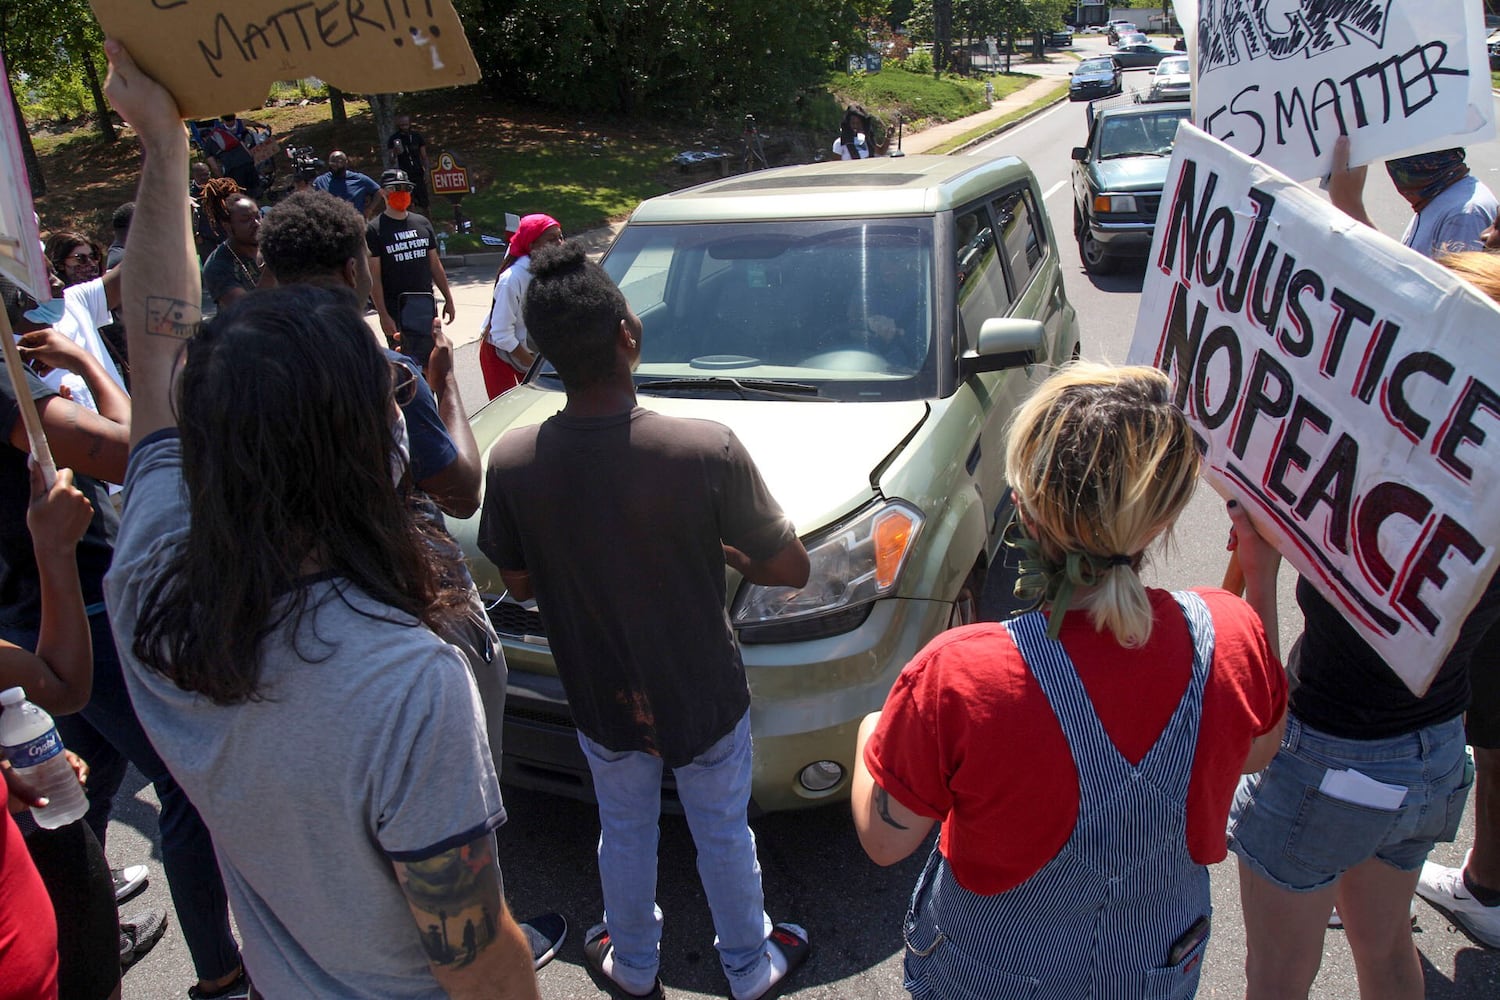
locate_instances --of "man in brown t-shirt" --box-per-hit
[477,242,811,1000]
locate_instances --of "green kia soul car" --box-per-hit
[451,154,1081,812]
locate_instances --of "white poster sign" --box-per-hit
[0,51,50,302]
[1187,0,1493,181]
[1128,124,1500,695]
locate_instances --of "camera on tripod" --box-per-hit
[287,145,325,182]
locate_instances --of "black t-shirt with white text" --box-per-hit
[366,212,436,318]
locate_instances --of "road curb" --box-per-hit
[944,88,1071,156]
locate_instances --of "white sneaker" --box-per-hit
[1415,852,1500,949]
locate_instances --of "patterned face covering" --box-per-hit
[1385,148,1468,205]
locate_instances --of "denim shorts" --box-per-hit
[1227,714,1473,891]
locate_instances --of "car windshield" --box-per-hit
[1078,59,1113,73]
[584,218,939,402]
[1097,109,1190,158]
[1157,57,1189,76]
[1119,33,1148,45]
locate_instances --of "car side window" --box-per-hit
[954,203,1011,350]
[993,188,1044,294]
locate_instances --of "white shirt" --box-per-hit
[485,255,535,355]
[1400,175,1499,259]
[833,133,871,160]
[45,279,127,413]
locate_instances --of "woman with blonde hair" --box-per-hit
[853,362,1288,998]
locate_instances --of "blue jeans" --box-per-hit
[0,612,239,980]
[578,711,771,995]
[1228,714,1472,891]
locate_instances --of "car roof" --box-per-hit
[626,155,1033,223]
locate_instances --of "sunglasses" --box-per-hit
[66,251,99,264]
[389,360,420,407]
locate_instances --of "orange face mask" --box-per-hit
[386,191,413,212]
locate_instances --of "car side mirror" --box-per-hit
[1071,147,1088,161]
[961,318,1045,376]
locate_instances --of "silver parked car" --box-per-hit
[454,156,1082,813]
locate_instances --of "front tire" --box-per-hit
[948,562,987,629]
[1078,222,1118,275]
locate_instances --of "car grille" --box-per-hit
[489,601,546,638]
[1139,194,1161,217]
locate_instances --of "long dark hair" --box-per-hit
[44,232,104,285]
[132,285,469,704]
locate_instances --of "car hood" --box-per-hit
[1090,155,1172,192]
[466,385,931,533]
[1154,73,1190,87]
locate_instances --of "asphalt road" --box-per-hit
[107,37,1500,997]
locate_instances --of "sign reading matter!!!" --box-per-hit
[1184,0,1493,181]
[1128,124,1500,696]
[90,0,479,119]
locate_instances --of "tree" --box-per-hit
[454,0,881,117]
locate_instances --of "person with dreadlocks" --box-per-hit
[1329,137,1498,258]
[852,363,1287,999]
[832,105,884,161]
[194,177,243,264]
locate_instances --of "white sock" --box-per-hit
[731,924,804,1000]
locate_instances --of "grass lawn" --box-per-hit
[831,67,1035,131]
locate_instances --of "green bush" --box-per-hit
[831,65,1012,127]
[902,49,934,74]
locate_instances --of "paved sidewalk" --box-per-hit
[900,76,1068,154]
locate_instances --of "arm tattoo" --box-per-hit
[144,297,200,339]
[873,786,909,830]
[397,833,504,969]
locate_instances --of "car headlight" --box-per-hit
[732,499,924,642]
[1093,194,1138,213]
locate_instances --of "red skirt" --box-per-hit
[479,342,521,399]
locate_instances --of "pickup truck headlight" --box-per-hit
[1093,194,1138,213]
[732,500,924,642]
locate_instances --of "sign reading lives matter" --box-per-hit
[1186,0,1493,180]
[1128,125,1500,696]
[89,0,480,119]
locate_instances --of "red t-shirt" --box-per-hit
[865,588,1286,896]
[0,810,58,1000]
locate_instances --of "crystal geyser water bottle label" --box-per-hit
[3,727,63,766]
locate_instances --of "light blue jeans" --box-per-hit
[578,710,772,994]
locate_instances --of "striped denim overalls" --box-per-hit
[902,591,1215,1000]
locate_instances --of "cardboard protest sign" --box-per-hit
[1185,0,1493,181]
[89,0,480,119]
[0,52,50,302]
[1128,124,1500,695]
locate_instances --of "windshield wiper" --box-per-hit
[638,376,825,400]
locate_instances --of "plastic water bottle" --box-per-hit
[0,686,88,829]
